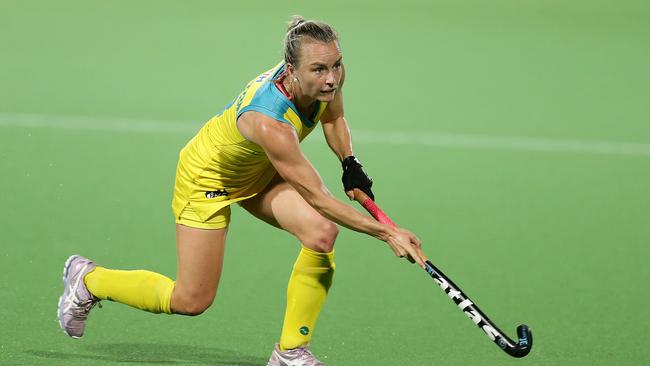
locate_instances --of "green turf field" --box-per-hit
[2,1,649,365]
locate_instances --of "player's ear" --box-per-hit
[286,63,300,84]
[286,63,295,76]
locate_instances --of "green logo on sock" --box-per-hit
[299,326,310,336]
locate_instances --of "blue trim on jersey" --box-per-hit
[237,78,292,122]
[236,63,321,128]
[271,63,286,80]
[269,82,319,128]
[268,63,320,128]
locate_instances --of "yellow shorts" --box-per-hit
[175,203,231,230]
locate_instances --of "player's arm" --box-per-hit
[320,69,375,200]
[320,82,352,162]
[237,111,425,267]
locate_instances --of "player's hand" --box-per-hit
[384,227,427,268]
[342,156,374,201]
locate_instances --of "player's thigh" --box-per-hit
[174,223,228,302]
[239,174,339,251]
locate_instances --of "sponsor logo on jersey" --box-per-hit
[205,189,229,198]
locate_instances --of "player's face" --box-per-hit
[293,40,343,103]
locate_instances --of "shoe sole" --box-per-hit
[58,254,82,339]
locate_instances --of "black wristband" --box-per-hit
[342,155,362,170]
[341,155,375,201]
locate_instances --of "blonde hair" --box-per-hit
[283,15,339,66]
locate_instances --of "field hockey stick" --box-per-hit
[352,189,533,358]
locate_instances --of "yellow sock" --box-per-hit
[279,247,335,350]
[84,267,175,314]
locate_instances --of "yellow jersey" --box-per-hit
[172,62,329,222]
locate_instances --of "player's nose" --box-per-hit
[325,71,336,86]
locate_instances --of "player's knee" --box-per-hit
[172,290,216,316]
[179,298,214,316]
[185,300,213,316]
[301,220,339,253]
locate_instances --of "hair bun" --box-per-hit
[287,15,307,32]
[283,16,338,66]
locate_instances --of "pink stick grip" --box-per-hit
[361,198,396,228]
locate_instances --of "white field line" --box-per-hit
[0,113,196,134]
[1,112,650,157]
[350,130,650,156]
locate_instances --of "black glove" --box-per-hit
[341,155,375,201]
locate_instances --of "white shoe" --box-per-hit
[57,255,101,338]
[267,343,325,366]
